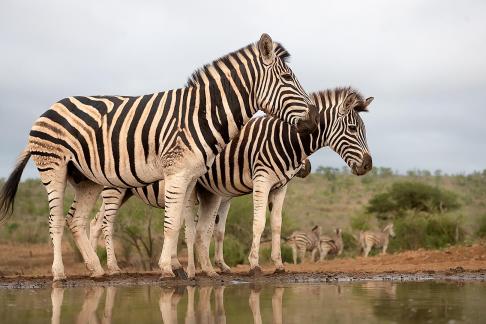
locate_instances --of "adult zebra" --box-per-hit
[90,87,373,276]
[0,33,318,281]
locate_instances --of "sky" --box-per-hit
[1,0,485,179]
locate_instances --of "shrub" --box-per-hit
[367,181,461,219]
[350,213,373,231]
[388,213,464,252]
[476,214,486,238]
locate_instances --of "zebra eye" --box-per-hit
[282,73,293,82]
[349,125,358,133]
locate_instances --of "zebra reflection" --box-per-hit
[249,286,284,324]
[51,286,117,324]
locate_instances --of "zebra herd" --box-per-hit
[0,34,374,282]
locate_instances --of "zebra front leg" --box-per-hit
[40,167,67,281]
[319,246,330,261]
[214,199,232,273]
[268,185,288,273]
[158,174,196,278]
[195,190,221,277]
[66,180,104,278]
[184,200,197,279]
[382,243,388,255]
[311,248,318,263]
[248,179,272,275]
[363,244,371,257]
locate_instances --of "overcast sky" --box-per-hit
[1,0,485,179]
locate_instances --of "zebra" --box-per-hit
[0,33,318,281]
[359,223,395,257]
[287,225,322,264]
[89,87,374,276]
[319,228,344,260]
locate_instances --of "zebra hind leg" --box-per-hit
[66,178,104,278]
[268,186,287,273]
[99,188,126,275]
[213,200,232,273]
[158,174,196,278]
[39,166,68,281]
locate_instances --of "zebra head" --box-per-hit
[255,33,318,134]
[321,88,374,176]
[384,223,396,237]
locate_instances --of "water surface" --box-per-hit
[0,281,485,323]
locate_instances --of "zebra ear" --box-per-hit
[339,92,356,115]
[364,97,374,107]
[258,33,275,65]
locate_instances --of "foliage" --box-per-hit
[476,214,486,238]
[387,213,464,251]
[350,213,373,231]
[367,181,461,219]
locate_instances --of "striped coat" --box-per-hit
[359,223,396,257]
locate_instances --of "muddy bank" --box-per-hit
[1,269,486,289]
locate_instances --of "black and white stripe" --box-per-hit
[319,228,344,260]
[0,33,317,281]
[287,225,322,264]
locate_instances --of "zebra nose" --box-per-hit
[362,153,372,172]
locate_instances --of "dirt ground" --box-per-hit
[1,242,485,289]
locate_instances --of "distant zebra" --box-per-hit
[287,225,322,264]
[0,33,317,281]
[90,87,374,276]
[359,223,395,257]
[319,228,344,260]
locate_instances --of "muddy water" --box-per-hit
[0,281,485,323]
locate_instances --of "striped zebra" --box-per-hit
[288,225,322,264]
[319,228,344,260]
[0,33,318,281]
[90,87,374,276]
[359,223,395,257]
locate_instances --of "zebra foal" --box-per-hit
[359,223,396,257]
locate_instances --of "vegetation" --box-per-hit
[1,167,485,267]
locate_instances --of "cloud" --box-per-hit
[1,0,485,179]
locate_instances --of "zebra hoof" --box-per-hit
[274,268,286,274]
[173,268,188,280]
[249,266,263,277]
[159,270,176,279]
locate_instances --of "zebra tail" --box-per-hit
[0,147,31,223]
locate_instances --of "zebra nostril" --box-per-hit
[362,153,372,171]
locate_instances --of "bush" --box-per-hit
[388,213,464,251]
[476,214,486,238]
[367,181,461,219]
[350,213,373,231]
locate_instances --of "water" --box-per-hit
[0,281,485,323]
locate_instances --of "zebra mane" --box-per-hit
[186,42,291,87]
[311,87,368,112]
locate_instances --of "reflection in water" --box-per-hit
[1,281,484,323]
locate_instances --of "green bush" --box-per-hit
[476,214,486,238]
[367,181,461,219]
[388,213,464,251]
[350,213,373,231]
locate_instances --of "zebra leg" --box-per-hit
[291,243,297,264]
[364,244,371,257]
[319,247,330,261]
[184,198,197,279]
[298,247,306,264]
[158,174,196,277]
[382,243,388,255]
[65,179,104,278]
[268,185,288,273]
[248,178,272,274]
[39,167,68,281]
[311,248,318,262]
[99,188,126,275]
[194,190,221,277]
[214,199,232,273]
[89,204,104,250]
